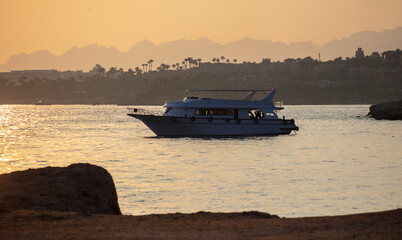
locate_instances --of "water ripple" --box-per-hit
[0,104,401,217]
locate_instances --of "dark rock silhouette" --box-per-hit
[368,100,402,120]
[0,163,121,215]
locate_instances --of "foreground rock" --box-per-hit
[0,163,121,215]
[1,165,401,239]
[368,99,402,120]
[0,209,401,239]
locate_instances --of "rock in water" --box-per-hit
[368,100,402,120]
[0,163,121,215]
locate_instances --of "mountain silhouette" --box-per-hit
[321,27,402,59]
[1,27,401,72]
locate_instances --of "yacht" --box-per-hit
[127,89,298,137]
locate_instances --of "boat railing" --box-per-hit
[127,107,163,116]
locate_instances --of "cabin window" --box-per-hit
[194,109,233,115]
[201,109,209,115]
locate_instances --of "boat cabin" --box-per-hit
[162,90,282,120]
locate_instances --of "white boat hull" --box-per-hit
[129,114,298,137]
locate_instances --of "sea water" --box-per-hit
[0,105,401,217]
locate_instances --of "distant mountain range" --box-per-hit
[1,27,401,72]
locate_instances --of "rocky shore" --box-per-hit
[1,164,401,239]
[0,163,120,215]
[368,99,402,120]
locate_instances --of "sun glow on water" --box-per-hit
[0,105,401,217]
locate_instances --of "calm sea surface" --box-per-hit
[0,104,401,217]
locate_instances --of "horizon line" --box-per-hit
[2,26,401,64]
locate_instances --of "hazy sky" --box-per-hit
[1,0,401,64]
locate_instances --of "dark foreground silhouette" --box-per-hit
[1,164,401,239]
[368,99,402,120]
[0,163,121,215]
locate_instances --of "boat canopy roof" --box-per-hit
[165,89,283,111]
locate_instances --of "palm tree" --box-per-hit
[212,57,216,63]
[197,58,202,66]
[189,57,194,68]
[100,67,105,76]
[220,56,225,63]
[107,67,117,77]
[127,68,134,76]
[142,64,146,72]
[187,57,194,68]
[147,59,154,71]
[191,58,197,67]
[135,67,142,75]
[158,63,171,71]
[93,64,102,70]
[92,64,106,76]
[184,57,194,68]
[216,58,220,63]
[226,59,230,63]
[233,59,238,64]
[182,61,187,69]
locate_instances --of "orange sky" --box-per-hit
[1,0,401,64]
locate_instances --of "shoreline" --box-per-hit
[2,164,401,239]
[1,208,401,239]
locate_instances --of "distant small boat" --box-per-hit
[34,100,51,105]
[127,89,299,137]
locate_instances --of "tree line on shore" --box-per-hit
[89,56,239,77]
[0,48,401,104]
[89,48,400,77]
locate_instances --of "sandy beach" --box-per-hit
[1,208,401,239]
